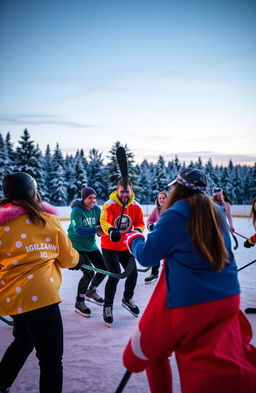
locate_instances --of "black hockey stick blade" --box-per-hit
[245,308,256,314]
[237,258,256,272]
[231,233,239,250]
[0,315,14,327]
[116,146,128,191]
[137,266,151,273]
[81,257,136,279]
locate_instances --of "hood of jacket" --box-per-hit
[70,199,85,209]
[109,190,135,207]
[0,202,57,225]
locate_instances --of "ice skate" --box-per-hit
[85,288,104,306]
[75,301,91,317]
[122,298,140,317]
[103,306,113,327]
[144,273,158,284]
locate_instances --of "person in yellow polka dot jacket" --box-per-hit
[0,172,80,393]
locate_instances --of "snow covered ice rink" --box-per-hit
[1,217,256,393]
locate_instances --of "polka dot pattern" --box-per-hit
[25,219,31,224]
[6,297,11,303]
[4,226,10,232]
[12,260,18,265]
[15,241,23,248]
[28,274,33,279]
[32,296,38,302]
[18,308,23,313]
[16,287,21,293]
[45,237,52,242]
[1,281,6,286]
[21,233,27,239]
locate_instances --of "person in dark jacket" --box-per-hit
[68,184,106,317]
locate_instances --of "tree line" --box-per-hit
[0,129,255,205]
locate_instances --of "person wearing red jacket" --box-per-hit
[122,168,256,393]
[100,178,145,326]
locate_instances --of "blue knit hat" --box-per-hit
[81,184,96,201]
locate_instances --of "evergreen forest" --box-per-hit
[0,129,255,205]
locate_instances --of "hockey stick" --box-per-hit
[81,257,136,279]
[137,266,151,273]
[116,146,128,232]
[0,315,14,327]
[231,233,238,250]
[116,146,128,192]
[234,231,248,240]
[237,258,256,272]
[114,370,132,393]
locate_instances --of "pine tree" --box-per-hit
[49,144,67,205]
[73,153,88,199]
[5,132,16,173]
[42,145,53,203]
[15,130,44,193]
[248,163,256,201]
[65,155,77,204]
[232,167,243,204]
[105,141,138,196]
[0,134,8,196]
[152,155,169,200]
[87,148,107,204]
[136,160,152,204]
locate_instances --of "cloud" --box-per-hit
[0,113,96,128]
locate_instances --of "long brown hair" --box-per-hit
[164,183,229,271]
[250,197,256,229]
[0,194,46,227]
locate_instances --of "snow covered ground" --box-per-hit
[1,217,256,393]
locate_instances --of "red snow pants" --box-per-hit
[123,269,256,393]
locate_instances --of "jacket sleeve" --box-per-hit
[146,208,158,225]
[133,206,145,232]
[56,220,79,268]
[130,209,180,267]
[100,202,113,234]
[70,207,96,237]
[224,202,234,229]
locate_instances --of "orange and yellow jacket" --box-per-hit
[100,190,145,251]
[0,202,79,316]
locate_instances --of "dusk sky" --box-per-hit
[0,0,255,165]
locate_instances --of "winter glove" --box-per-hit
[95,225,103,236]
[124,231,145,254]
[108,227,122,242]
[147,223,154,232]
[69,253,84,270]
[134,227,143,233]
[244,237,255,248]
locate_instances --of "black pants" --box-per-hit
[0,303,63,393]
[102,249,138,307]
[151,263,160,275]
[77,249,106,299]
